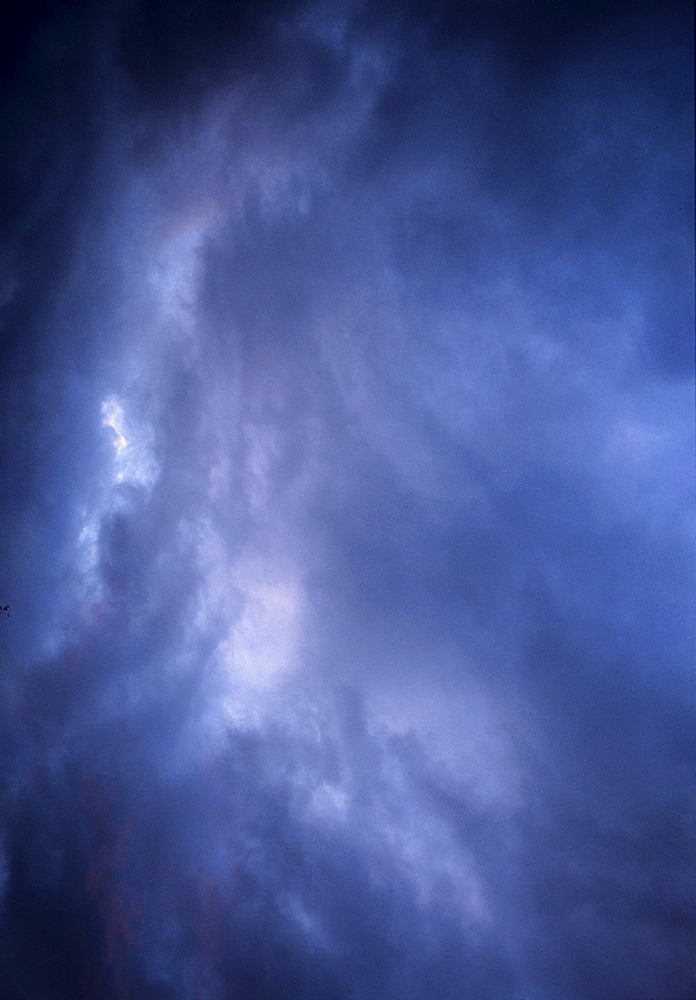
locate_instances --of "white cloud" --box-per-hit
[100,394,159,489]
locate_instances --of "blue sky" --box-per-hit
[0,2,694,998]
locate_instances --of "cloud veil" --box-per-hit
[0,2,694,998]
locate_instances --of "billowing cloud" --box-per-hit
[0,2,694,998]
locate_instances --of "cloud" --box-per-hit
[0,1,693,998]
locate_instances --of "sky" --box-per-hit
[0,1,694,998]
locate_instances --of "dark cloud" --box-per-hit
[0,1,693,998]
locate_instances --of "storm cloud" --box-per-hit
[0,2,694,998]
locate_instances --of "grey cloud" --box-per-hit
[0,2,693,998]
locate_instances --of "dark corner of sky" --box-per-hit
[0,1,694,999]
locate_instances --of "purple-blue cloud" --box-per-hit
[0,2,694,998]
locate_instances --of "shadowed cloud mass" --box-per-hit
[0,1,694,998]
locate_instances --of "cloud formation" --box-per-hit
[0,2,694,998]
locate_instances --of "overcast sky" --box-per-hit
[0,2,694,998]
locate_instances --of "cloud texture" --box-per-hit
[0,2,694,998]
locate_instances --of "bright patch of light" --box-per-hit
[225,559,305,689]
[100,394,159,489]
[101,397,128,457]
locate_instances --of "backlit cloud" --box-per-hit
[0,2,693,998]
